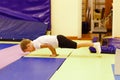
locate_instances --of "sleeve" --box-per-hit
[32,41,41,49]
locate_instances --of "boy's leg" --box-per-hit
[77,42,93,48]
[77,42,101,54]
[57,35,101,54]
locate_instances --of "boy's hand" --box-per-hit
[50,54,59,57]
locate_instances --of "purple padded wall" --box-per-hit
[0,0,51,29]
[0,15,48,40]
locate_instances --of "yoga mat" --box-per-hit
[112,64,120,80]
[0,43,16,50]
[0,57,65,80]
[0,45,23,69]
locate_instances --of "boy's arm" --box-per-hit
[40,43,58,57]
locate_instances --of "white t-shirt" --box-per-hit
[32,35,58,49]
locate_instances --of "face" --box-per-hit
[24,42,35,52]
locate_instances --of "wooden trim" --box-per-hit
[66,36,92,40]
[66,36,78,40]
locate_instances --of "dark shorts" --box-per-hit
[57,35,77,49]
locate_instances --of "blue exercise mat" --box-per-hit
[0,57,65,80]
[0,44,16,50]
[111,64,120,80]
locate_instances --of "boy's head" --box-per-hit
[20,39,35,52]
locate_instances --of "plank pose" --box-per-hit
[20,35,101,57]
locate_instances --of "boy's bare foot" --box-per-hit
[50,54,59,57]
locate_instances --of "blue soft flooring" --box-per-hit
[0,44,16,50]
[112,64,120,80]
[0,57,66,80]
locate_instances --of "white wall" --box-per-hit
[51,0,82,38]
[112,0,120,37]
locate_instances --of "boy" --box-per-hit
[20,35,101,57]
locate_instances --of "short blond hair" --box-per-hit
[20,39,31,52]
